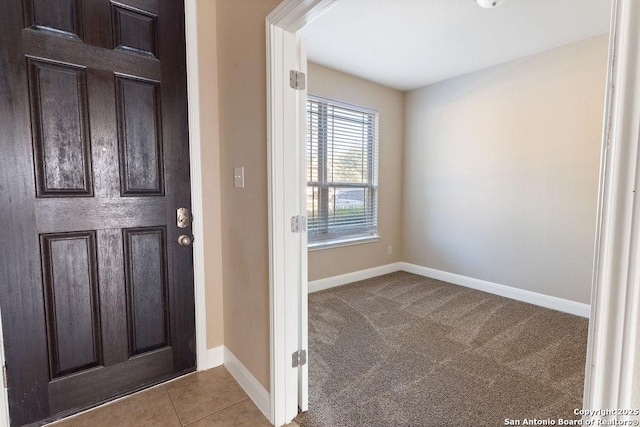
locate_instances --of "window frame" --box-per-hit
[306,95,380,249]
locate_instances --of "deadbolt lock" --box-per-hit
[177,207,190,228]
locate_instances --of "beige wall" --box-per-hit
[195,1,608,393]
[196,0,224,350]
[215,0,281,389]
[307,63,404,282]
[403,34,609,304]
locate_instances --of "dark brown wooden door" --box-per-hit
[0,1,195,425]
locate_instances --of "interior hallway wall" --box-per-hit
[402,34,609,304]
[215,0,282,388]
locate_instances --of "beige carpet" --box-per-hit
[295,272,588,427]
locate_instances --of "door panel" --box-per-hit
[123,227,169,355]
[41,231,102,378]
[25,0,84,39]
[115,76,164,195]
[112,3,158,56]
[27,59,93,197]
[0,0,195,425]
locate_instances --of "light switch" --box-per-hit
[234,167,245,188]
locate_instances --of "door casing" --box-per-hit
[266,2,339,425]
[183,0,209,379]
[584,0,640,412]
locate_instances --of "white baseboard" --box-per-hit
[202,345,271,420]
[308,262,402,293]
[199,345,224,371]
[223,347,271,421]
[400,262,590,318]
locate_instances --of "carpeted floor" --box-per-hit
[295,271,589,427]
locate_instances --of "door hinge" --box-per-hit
[292,350,307,368]
[291,215,306,233]
[289,70,306,90]
[3,364,7,389]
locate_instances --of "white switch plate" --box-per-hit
[234,167,244,188]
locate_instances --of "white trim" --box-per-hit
[183,0,208,371]
[584,0,618,410]
[308,262,590,318]
[266,19,290,427]
[400,263,591,318]
[308,235,380,251]
[308,263,401,293]
[224,348,271,421]
[199,345,224,371]
[0,307,9,427]
[584,0,640,416]
[267,1,341,425]
[297,37,309,413]
[267,0,340,33]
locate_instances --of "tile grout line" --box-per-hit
[180,397,250,426]
[163,385,185,426]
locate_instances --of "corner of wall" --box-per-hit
[224,347,271,420]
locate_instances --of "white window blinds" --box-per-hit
[306,96,378,242]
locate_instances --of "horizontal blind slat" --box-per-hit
[307,96,378,241]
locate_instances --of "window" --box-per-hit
[306,96,379,246]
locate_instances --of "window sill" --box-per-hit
[308,235,380,252]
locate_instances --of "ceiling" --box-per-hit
[299,0,612,91]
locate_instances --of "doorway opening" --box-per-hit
[267,0,640,425]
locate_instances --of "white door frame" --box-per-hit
[0,1,208,424]
[584,0,640,415]
[184,0,209,373]
[267,0,640,424]
[266,1,339,425]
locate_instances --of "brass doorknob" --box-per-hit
[178,234,192,246]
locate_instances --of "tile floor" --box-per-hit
[48,367,294,427]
